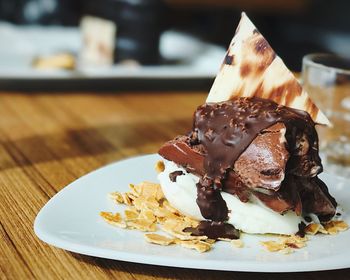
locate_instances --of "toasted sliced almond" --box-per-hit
[128,184,140,197]
[145,233,175,245]
[260,241,285,252]
[318,225,329,234]
[153,206,179,220]
[143,197,160,210]
[231,239,244,248]
[108,191,124,204]
[330,220,349,232]
[163,200,181,214]
[183,216,200,228]
[127,219,156,232]
[125,192,138,202]
[285,235,308,243]
[284,241,306,249]
[139,209,156,223]
[178,240,212,253]
[155,161,165,173]
[261,234,308,253]
[305,223,321,235]
[323,220,349,235]
[124,209,139,220]
[121,193,133,206]
[138,182,163,200]
[100,212,127,228]
[156,216,167,224]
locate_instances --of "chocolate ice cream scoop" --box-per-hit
[159,97,337,223]
[233,123,289,191]
[192,97,319,187]
[160,123,290,191]
[159,127,299,215]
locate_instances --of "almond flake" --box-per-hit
[144,233,175,245]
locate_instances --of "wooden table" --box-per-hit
[0,90,349,279]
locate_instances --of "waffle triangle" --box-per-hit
[207,12,330,125]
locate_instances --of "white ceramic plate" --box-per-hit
[34,154,350,272]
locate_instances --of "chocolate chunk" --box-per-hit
[253,191,295,214]
[233,123,289,190]
[158,136,204,177]
[169,171,184,182]
[296,221,307,237]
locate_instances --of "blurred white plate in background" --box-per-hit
[0,23,225,79]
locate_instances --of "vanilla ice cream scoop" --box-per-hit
[158,160,301,235]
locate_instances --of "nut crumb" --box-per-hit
[178,240,212,253]
[145,233,175,245]
[108,192,124,204]
[155,161,165,173]
[100,212,127,228]
[261,235,307,253]
[231,239,244,248]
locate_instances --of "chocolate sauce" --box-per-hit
[184,221,239,240]
[299,176,337,221]
[169,170,184,182]
[296,221,306,237]
[196,179,228,221]
[192,97,318,222]
[194,97,315,182]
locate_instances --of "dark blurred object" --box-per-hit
[165,0,309,13]
[165,0,350,71]
[0,0,82,25]
[0,0,165,65]
[0,0,349,69]
[84,0,165,65]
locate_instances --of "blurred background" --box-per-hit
[0,0,349,90]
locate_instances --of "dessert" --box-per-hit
[157,13,337,237]
[101,13,348,254]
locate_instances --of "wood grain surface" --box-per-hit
[0,91,349,280]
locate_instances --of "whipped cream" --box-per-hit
[158,160,302,235]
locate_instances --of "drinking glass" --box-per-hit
[302,53,350,177]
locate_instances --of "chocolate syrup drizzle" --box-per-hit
[169,170,184,182]
[191,97,319,223]
[184,221,239,240]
